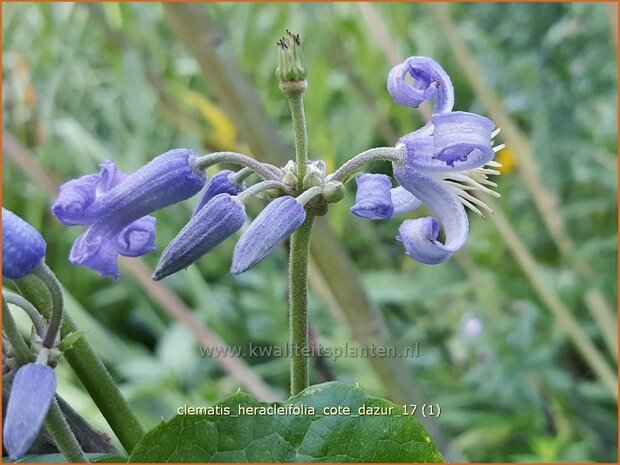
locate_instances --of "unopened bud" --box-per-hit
[322,181,345,204]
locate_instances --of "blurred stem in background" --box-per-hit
[357,2,618,401]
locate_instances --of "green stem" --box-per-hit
[2,297,33,365]
[3,292,47,337]
[32,263,64,348]
[288,215,315,396]
[14,276,145,454]
[45,397,89,463]
[285,89,309,193]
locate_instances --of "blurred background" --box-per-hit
[2,2,618,462]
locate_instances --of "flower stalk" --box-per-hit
[33,263,64,348]
[2,297,33,365]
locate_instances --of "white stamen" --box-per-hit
[491,127,501,138]
[459,197,485,217]
[493,144,506,152]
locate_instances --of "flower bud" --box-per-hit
[3,363,57,460]
[231,196,306,275]
[154,194,246,280]
[2,208,47,280]
[322,181,345,204]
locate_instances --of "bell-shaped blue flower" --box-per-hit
[231,196,306,275]
[2,208,47,279]
[387,56,454,114]
[392,111,498,264]
[154,194,246,280]
[193,170,245,216]
[3,363,57,460]
[53,149,205,279]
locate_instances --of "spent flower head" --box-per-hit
[276,29,307,83]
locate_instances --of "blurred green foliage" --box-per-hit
[2,2,617,462]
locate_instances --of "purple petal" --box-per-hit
[96,159,127,194]
[390,187,423,217]
[350,173,394,220]
[193,170,245,216]
[154,194,246,280]
[52,161,127,226]
[55,149,205,227]
[114,216,157,257]
[431,112,495,169]
[3,363,56,460]
[394,165,468,264]
[231,196,306,275]
[399,112,495,172]
[69,224,121,280]
[52,174,100,226]
[2,208,46,280]
[387,57,454,114]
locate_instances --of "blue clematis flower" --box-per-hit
[3,363,57,460]
[353,57,501,265]
[231,196,306,275]
[2,208,47,279]
[52,149,205,279]
[154,194,246,280]
[392,110,499,264]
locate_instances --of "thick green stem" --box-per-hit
[45,397,88,463]
[288,215,315,395]
[14,276,145,454]
[2,297,33,365]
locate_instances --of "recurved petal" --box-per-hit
[3,363,57,460]
[390,187,423,217]
[193,170,245,216]
[154,194,246,280]
[394,165,468,264]
[69,224,121,280]
[431,111,495,169]
[399,112,495,172]
[114,216,157,257]
[2,209,47,280]
[97,159,127,193]
[350,173,394,220]
[231,196,306,275]
[387,57,454,114]
[52,174,100,226]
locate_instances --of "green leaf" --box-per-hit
[129,382,443,463]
